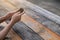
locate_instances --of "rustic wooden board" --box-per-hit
[12,21,44,40]
[21,14,60,40]
[25,8,60,35]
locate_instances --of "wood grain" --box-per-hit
[21,14,60,40]
[1,0,60,40]
[12,21,44,40]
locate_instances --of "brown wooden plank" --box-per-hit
[21,14,60,40]
[25,9,60,35]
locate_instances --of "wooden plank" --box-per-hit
[12,21,44,40]
[25,9,60,35]
[21,14,60,40]
[6,21,44,40]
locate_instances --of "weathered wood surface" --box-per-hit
[27,0,60,16]
[7,14,60,40]
[21,14,60,40]
[3,0,60,36]
[25,9,60,35]
[6,21,43,40]
[6,0,60,25]
[0,0,60,40]
[13,21,44,40]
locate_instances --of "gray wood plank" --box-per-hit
[27,0,60,16]
[24,8,60,35]
[12,21,44,40]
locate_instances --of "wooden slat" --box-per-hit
[25,9,60,35]
[21,14,60,40]
[12,21,44,40]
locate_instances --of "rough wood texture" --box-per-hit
[21,14,60,40]
[25,9,60,35]
[7,0,60,24]
[1,0,60,40]
[4,0,60,35]
[12,21,44,40]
